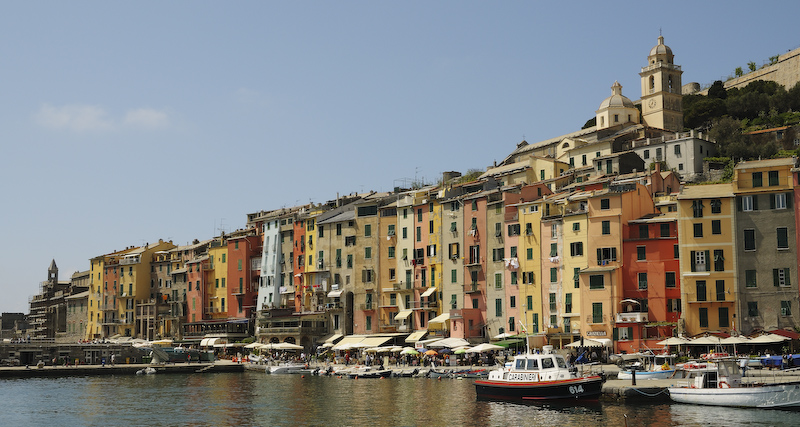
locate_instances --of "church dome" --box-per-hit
[649,35,673,57]
[598,81,634,110]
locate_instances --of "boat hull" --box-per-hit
[669,382,800,408]
[474,375,604,401]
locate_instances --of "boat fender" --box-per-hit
[719,381,730,388]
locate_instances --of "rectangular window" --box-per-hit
[402,227,408,239]
[772,193,788,210]
[592,303,603,324]
[495,273,502,289]
[573,222,580,231]
[748,301,759,318]
[549,293,556,311]
[636,246,646,261]
[714,249,724,271]
[693,223,703,238]
[365,247,372,259]
[492,247,504,262]
[600,198,610,210]
[718,307,729,327]
[773,268,791,287]
[699,307,708,328]
[570,242,583,257]
[666,271,676,288]
[777,227,789,249]
[691,250,709,272]
[692,200,704,218]
[387,224,395,236]
[716,279,726,301]
[744,229,756,251]
[638,272,648,290]
[596,247,617,265]
[526,247,533,260]
[495,222,502,237]
[510,296,516,308]
[549,243,557,257]
[388,246,395,259]
[696,280,707,302]
[741,195,755,212]
[451,269,457,283]
[769,170,779,186]
[782,301,792,316]
[589,274,604,289]
[507,224,519,236]
[602,220,610,235]
[674,244,679,259]
[550,267,557,283]
[638,224,648,238]
[416,227,421,242]
[711,220,721,235]
[674,145,681,155]
[746,270,757,288]
[752,172,763,187]
[565,293,572,313]
[526,295,533,310]
[510,271,518,285]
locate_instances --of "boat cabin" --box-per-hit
[490,346,572,382]
[683,359,742,389]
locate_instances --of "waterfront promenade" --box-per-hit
[0,359,244,378]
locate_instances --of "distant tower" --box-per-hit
[595,81,640,130]
[640,35,683,131]
[47,259,58,287]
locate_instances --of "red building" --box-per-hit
[619,212,680,353]
[227,233,262,319]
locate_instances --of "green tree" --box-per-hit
[734,67,743,77]
[582,117,596,129]
[769,55,780,65]
[707,80,727,99]
[747,61,756,72]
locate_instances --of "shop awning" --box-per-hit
[359,336,392,348]
[200,337,224,347]
[428,312,450,324]
[493,338,524,348]
[405,330,428,343]
[323,333,343,344]
[394,310,413,320]
[420,287,436,298]
[327,290,343,298]
[332,335,365,350]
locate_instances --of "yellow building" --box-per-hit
[559,191,591,341]
[206,239,229,320]
[517,199,544,334]
[676,183,737,336]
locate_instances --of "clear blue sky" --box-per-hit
[1,1,796,314]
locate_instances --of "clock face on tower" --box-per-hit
[648,99,657,108]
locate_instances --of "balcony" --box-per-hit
[585,314,609,324]
[359,303,374,311]
[615,312,649,323]
[464,283,481,293]
[324,302,342,310]
[119,256,140,265]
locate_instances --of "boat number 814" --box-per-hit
[568,385,584,394]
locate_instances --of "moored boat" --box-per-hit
[617,354,676,380]
[474,345,604,402]
[668,358,800,408]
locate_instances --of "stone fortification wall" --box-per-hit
[694,45,800,94]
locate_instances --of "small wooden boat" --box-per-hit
[348,369,392,379]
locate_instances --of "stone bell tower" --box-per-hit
[640,35,683,131]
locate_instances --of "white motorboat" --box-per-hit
[668,359,800,408]
[617,354,676,380]
[266,363,306,374]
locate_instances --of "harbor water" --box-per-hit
[2,371,798,426]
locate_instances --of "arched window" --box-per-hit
[649,76,655,91]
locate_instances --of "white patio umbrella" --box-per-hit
[720,335,751,355]
[428,337,471,348]
[657,337,690,346]
[689,336,723,345]
[465,343,504,353]
[493,332,515,340]
[566,338,605,348]
[244,342,262,349]
[749,333,790,344]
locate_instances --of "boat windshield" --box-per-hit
[542,357,555,369]
[556,356,567,368]
[515,359,526,370]
[526,358,538,370]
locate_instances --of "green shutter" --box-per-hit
[786,268,792,286]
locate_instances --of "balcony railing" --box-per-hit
[464,283,481,293]
[615,312,649,323]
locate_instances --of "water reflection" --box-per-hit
[1,373,799,426]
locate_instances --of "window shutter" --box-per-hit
[362,270,367,283]
[786,268,792,286]
[597,248,602,263]
[704,250,710,267]
[737,196,742,211]
[612,328,618,340]
[753,195,759,210]
[627,327,633,339]
[774,269,779,286]
[787,192,794,209]
[770,194,776,210]
[690,251,696,272]
[612,247,617,260]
